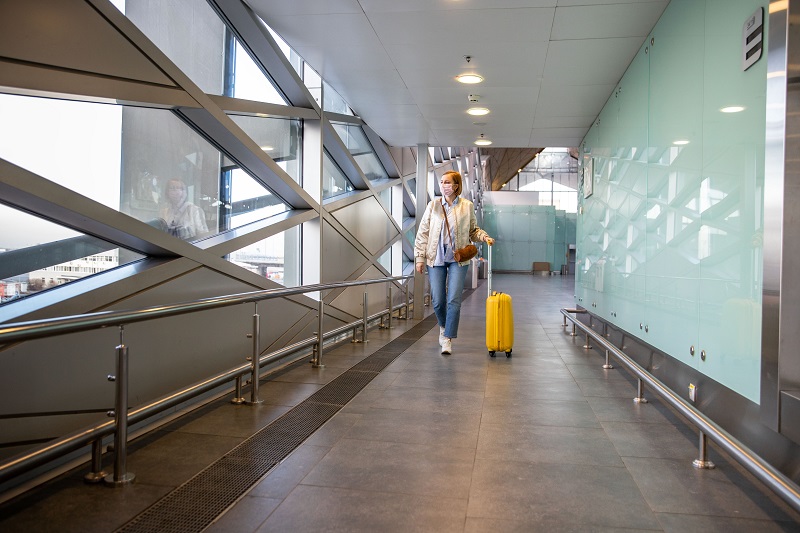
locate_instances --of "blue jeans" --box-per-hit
[427,262,469,339]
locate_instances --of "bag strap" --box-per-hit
[441,200,455,249]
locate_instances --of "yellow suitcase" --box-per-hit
[485,246,513,357]
[486,291,514,357]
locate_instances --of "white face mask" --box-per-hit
[441,184,454,197]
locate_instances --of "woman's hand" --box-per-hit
[415,262,425,273]
[485,237,495,246]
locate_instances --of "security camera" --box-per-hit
[468,94,479,102]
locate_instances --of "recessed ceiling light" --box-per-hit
[672,140,690,145]
[261,145,274,151]
[467,107,490,116]
[720,106,745,113]
[456,73,483,84]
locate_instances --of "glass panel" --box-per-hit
[0,95,123,207]
[224,169,291,229]
[407,178,417,203]
[551,192,577,213]
[646,1,704,368]
[405,227,415,246]
[122,0,286,104]
[230,40,286,104]
[225,225,301,287]
[331,123,389,181]
[378,248,391,272]
[518,148,580,213]
[0,205,144,305]
[611,41,649,336]
[0,94,289,243]
[697,0,767,402]
[228,115,301,184]
[265,25,303,78]
[378,187,392,213]
[304,64,322,107]
[322,150,355,200]
[323,81,354,115]
[576,0,766,402]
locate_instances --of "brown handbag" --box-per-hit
[453,244,478,262]
[442,203,478,262]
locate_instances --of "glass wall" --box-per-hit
[225,226,300,287]
[0,93,291,300]
[0,0,413,312]
[331,123,389,182]
[0,205,144,304]
[501,148,579,214]
[228,115,302,184]
[483,205,576,272]
[323,82,354,115]
[578,0,766,402]
[322,151,355,200]
[122,0,286,104]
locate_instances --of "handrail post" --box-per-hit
[583,331,592,349]
[105,326,134,486]
[388,287,393,328]
[603,349,614,369]
[245,303,263,405]
[84,438,106,483]
[362,292,369,343]
[403,281,410,319]
[381,287,393,329]
[231,376,244,405]
[633,378,648,404]
[398,281,408,319]
[311,299,325,368]
[693,431,716,469]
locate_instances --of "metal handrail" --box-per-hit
[560,308,800,514]
[0,276,411,344]
[0,275,412,487]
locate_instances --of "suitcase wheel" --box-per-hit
[505,351,512,358]
[489,351,496,357]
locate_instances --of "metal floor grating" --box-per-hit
[116,314,438,533]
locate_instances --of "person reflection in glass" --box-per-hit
[159,179,208,240]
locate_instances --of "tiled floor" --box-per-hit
[1,274,799,532]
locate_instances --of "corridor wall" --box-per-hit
[579,0,767,404]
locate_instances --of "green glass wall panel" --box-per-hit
[645,0,704,364]
[495,206,515,244]
[554,211,565,271]
[578,0,766,402]
[512,208,532,242]
[697,0,766,399]
[530,209,549,242]
[482,208,498,241]
[483,205,575,272]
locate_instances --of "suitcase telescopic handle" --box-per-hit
[487,242,492,297]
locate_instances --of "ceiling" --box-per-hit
[247,0,669,149]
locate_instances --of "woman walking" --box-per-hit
[414,170,494,354]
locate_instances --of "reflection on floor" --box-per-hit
[1,274,798,532]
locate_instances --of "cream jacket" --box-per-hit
[414,197,489,267]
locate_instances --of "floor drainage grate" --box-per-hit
[116,315,438,533]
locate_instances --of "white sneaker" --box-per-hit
[441,338,452,355]
[439,326,446,346]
